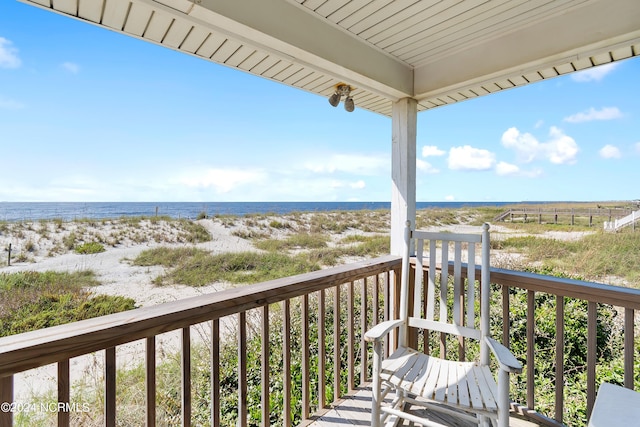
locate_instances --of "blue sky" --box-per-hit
[1,1,638,203]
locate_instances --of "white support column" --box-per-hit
[390,98,417,256]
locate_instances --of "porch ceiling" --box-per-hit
[20,0,640,116]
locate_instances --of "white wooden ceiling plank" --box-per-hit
[359,0,437,41]
[274,64,305,81]
[124,3,153,36]
[349,0,420,36]
[446,92,467,102]
[338,0,394,30]
[538,67,558,78]
[523,72,543,83]
[153,0,192,14]
[29,0,51,7]
[261,60,293,79]
[375,0,486,50]
[282,67,312,85]
[508,75,528,86]
[458,89,478,99]
[326,0,372,24]
[399,0,543,64]
[302,0,328,10]
[102,0,129,30]
[393,0,538,61]
[78,0,103,22]
[572,57,593,70]
[633,44,640,56]
[212,39,242,63]
[236,50,269,71]
[52,0,77,15]
[554,63,575,75]
[162,19,193,48]
[294,71,324,88]
[468,86,489,96]
[611,46,633,61]
[143,11,173,42]
[315,0,350,18]
[179,26,210,53]
[194,32,227,59]
[250,55,281,75]
[591,52,613,65]
[224,45,257,67]
[307,76,336,92]
[495,79,515,89]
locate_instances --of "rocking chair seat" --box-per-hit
[381,346,498,413]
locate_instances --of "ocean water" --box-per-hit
[0,201,523,222]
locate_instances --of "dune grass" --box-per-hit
[0,271,135,337]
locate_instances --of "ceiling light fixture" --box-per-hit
[328,84,355,112]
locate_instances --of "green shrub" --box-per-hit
[74,242,105,254]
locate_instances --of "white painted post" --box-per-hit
[391,98,417,256]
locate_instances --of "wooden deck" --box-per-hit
[307,386,543,427]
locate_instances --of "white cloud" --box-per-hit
[422,145,445,157]
[304,153,388,175]
[495,162,520,176]
[534,120,544,129]
[0,95,25,110]
[0,37,21,69]
[571,63,618,82]
[445,195,455,201]
[448,145,495,171]
[417,159,439,174]
[636,142,640,154]
[180,168,267,193]
[599,144,621,159]
[501,126,579,165]
[350,180,366,189]
[61,62,80,74]
[564,107,623,123]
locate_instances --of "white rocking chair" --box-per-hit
[365,222,522,427]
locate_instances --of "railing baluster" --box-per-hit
[105,347,116,427]
[361,277,368,384]
[502,286,509,347]
[301,295,310,419]
[587,302,597,419]
[318,289,326,409]
[526,291,535,409]
[625,308,635,390]
[146,336,156,427]
[373,273,380,326]
[0,375,13,427]
[182,327,191,427]
[238,312,248,427]
[261,305,270,427]
[283,300,291,426]
[348,281,355,392]
[334,285,341,402]
[555,296,564,423]
[58,359,70,427]
[211,319,220,427]
[383,272,390,358]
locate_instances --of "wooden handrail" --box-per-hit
[0,255,401,378]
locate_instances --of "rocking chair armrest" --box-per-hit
[364,319,405,342]
[485,337,523,374]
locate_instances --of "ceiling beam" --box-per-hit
[190,0,413,100]
[413,0,640,100]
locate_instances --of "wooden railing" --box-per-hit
[2,255,639,427]
[494,207,632,225]
[490,268,640,426]
[0,255,401,427]
[421,262,640,426]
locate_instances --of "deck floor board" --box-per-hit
[306,386,543,427]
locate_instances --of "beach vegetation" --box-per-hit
[254,233,328,252]
[0,270,135,337]
[74,242,106,254]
